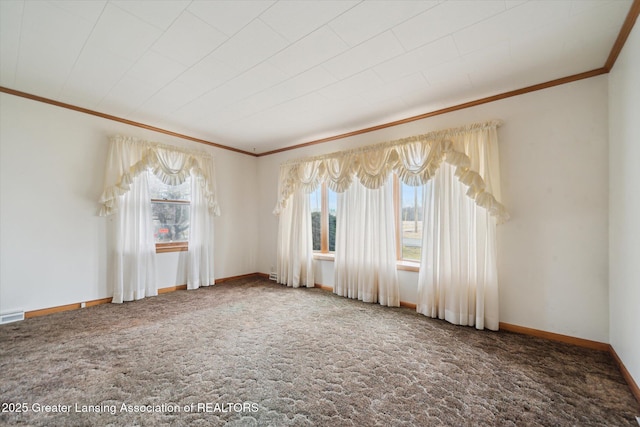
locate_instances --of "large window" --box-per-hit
[310,183,336,253]
[148,173,191,252]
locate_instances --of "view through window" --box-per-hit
[148,173,191,244]
[311,178,423,262]
[399,181,423,261]
[310,184,336,252]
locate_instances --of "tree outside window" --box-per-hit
[310,184,336,252]
[148,173,190,248]
[311,178,423,261]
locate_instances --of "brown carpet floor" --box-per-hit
[1,276,638,426]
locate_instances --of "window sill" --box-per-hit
[156,242,188,253]
[396,260,420,272]
[313,253,335,261]
[313,253,420,272]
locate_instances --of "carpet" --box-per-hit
[1,276,638,426]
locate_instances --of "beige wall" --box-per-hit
[609,23,640,386]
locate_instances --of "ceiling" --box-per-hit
[0,1,633,154]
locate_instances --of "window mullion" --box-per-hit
[151,199,189,204]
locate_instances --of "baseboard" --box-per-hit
[21,273,266,320]
[25,303,83,319]
[216,273,262,283]
[158,284,188,294]
[498,322,610,351]
[85,297,112,308]
[313,283,416,308]
[609,345,640,406]
[314,283,333,292]
[399,301,417,309]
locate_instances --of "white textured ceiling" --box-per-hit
[0,0,633,154]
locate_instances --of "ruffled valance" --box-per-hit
[99,135,220,216]
[274,120,508,223]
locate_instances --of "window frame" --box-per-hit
[312,182,332,254]
[394,175,420,271]
[395,175,424,264]
[150,178,191,254]
[311,176,420,271]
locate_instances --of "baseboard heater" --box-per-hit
[0,310,25,324]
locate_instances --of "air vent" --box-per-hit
[0,310,25,324]
[269,272,278,281]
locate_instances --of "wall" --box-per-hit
[0,93,258,314]
[609,23,640,386]
[257,75,610,343]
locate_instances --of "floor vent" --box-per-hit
[0,310,25,324]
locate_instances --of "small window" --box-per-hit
[148,173,190,251]
[399,181,422,261]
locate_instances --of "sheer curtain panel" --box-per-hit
[417,163,499,330]
[187,174,215,289]
[100,136,220,302]
[276,187,314,287]
[334,178,399,306]
[275,161,321,288]
[416,126,502,330]
[112,172,157,303]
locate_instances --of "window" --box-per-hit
[310,183,336,253]
[311,177,423,263]
[301,178,425,272]
[397,179,423,262]
[148,173,191,253]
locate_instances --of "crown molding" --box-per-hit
[605,0,640,71]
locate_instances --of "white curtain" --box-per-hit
[112,172,157,303]
[275,160,321,288]
[100,136,220,302]
[274,120,507,319]
[187,174,214,289]
[417,163,499,330]
[274,121,507,223]
[334,178,399,306]
[277,186,314,288]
